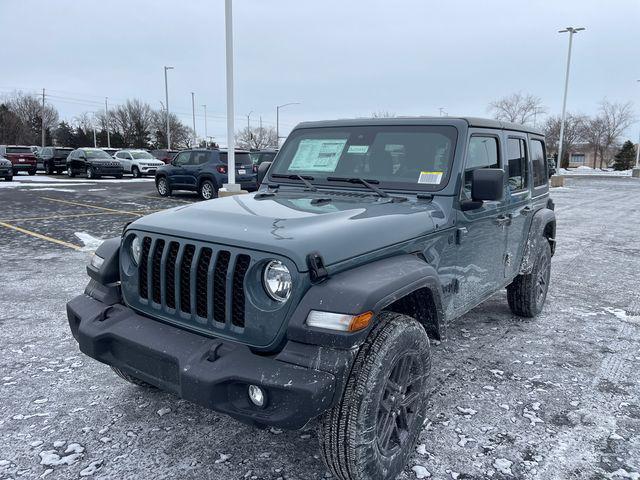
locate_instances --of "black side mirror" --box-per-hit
[257,161,272,186]
[471,168,504,202]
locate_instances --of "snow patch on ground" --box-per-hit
[604,307,640,324]
[412,465,431,478]
[559,167,632,176]
[74,232,104,252]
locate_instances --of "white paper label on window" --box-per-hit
[289,139,347,172]
[417,171,443,184]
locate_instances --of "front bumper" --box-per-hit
[12,163,36,172]
[67,293,351,429]
[139,165,160,175]
[0,167,11,176]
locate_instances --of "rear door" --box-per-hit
[503,134,533,280]
[450,130,510,313]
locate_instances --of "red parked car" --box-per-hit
[150,149,179,164]
[0,145,37,175]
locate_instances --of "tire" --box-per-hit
[86,165,98,179]
[45,162,54,175]
[110,366,155,389]
[156,176,171,197]
[115,174,123,179]
[199,179,217,200]
[507,241,552,317]
[318,311,431,480]
[28,168,36,176]
[4,175,12,182]
[56,169,64,175]
[67,168,75,178]
[132,166,141,178]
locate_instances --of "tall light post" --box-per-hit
[276,102,300,147]
[164,66,174,149]
[557,27,585,171]
[247,111,253,132]
[222,0,238,193]
[191,92,197,145]
[202,104,208,145]
[634,80,640,177]
[105,97,111,148]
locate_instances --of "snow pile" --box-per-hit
[558,168,632,176]
[412,465,431,478]
[74,232,104,252]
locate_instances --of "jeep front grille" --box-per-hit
[137,236,250,329]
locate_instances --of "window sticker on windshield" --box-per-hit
[418,171,443,184]
[289,139,347,172]
[347,145,369,154]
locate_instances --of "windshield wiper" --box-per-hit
[271,173,317,191]
[326,176,389,198]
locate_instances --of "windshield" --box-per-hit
[85,149,112,159]
[131,151,154,159]
[6,147,33,154]
[219,152,253,167]
[270,125,457,191]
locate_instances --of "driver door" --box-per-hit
[448,131,510,315]
[169,151,191,188]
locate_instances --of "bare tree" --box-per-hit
[597,100,635,168]
[150,110,193,149]
[488,92,547,126]
[235,126,277,150]
[542,113,586,168]
[371,111,396,118]
[5,91,58,144]
[112,99,154,147]
[580,117,606,169]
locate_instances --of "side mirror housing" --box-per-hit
[471,168,505,202]
[257,161,272,186]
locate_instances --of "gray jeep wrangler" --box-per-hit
[67,117,555,480]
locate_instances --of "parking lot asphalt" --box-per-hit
[1,174,639,480]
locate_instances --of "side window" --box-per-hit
[192,151,209,165]
[462,136,500,198]
[115,152,124,159]
[530,139,547,188]
[507,138,529,192]
[173,152,191,166]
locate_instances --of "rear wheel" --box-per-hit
[28,168,36,176]
[156,176,171,196]
[132,166,141,178]
[110,367,155,389]
[199,179,217,200]
[507,241,552,317]
[45,162,54,175]
[318,311,431,480]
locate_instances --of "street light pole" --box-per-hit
[164,66,174,149]
[41,88,45,148]
[191,92,197,145]
[557,27,585,171]
[276,102,300,148]
[105,97,111,148]
[222,0,238,192]
[247,111,252,132]
[202,104,208,145]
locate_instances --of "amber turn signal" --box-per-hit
[348,311,374,332]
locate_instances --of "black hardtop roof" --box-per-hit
[294,116,543,136]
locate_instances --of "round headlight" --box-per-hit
[263,260,292,302]
[130,235,142,266]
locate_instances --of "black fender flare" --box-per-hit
[197,174,219,192]
[286,254,444,349]
[519,207,556,275]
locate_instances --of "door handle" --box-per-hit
[495,214,512,226]
[520,206,533,215]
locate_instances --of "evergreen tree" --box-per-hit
[53,121,74,147]
[612,140,637,171]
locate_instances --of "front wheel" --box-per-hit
[318,311,431,480]
[86,165,95,179]
[507,241,552,317]
[132,166,141,178]
[156,176,171,196]
[67,167,75,178]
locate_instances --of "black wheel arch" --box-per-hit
[519,207,556,275]
[197,174,219,191]
[286,254,445,349]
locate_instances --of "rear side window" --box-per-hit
[192,151,210,165]
[220,152,253,166]
[462,136,500,198]
[530,139,547,188]
[507,138,529,192]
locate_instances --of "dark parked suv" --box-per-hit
[155,148,257,199]
[0,156,13,181]
[67,117,555,480]
[39,147,74,174]
[66,148,124,179]
[0,145,37,175]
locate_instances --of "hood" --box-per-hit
[129,190,451,271]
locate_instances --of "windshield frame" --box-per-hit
[268,125,458,193]
[83,149,113,160]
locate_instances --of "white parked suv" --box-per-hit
[114,149,164,178]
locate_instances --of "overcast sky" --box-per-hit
[1,0,639,144]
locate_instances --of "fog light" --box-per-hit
[248,385,266,408]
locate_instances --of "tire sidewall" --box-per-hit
[132,166,140,178]
[157,177,170,196]
[532,242,552,312]
[200,180,216,200]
